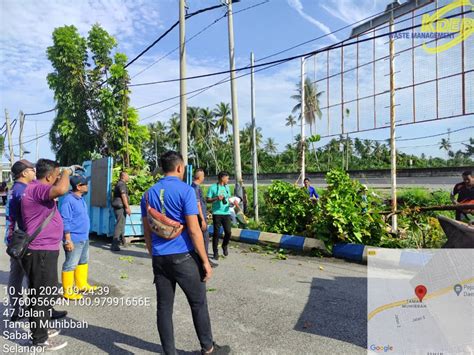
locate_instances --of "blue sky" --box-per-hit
[1,0,472,163]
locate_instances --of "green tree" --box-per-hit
[47,24,148,168]
[291,77,323,136]
[285,114,297,144]
[47,25,93,165]
[213,102,232,136]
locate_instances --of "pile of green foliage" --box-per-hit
[112,167,159,205]
[263,181,317,235]
[308,170,389,251]
[395,188,453,248]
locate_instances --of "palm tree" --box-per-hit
[285,114,297,144]
[291,77,323,136]
[264,137,278,155]
[166,113,180,150]
[187,107,203,167]
[213,102,232,136]
[200,107,220,173]
[439,138,451,161]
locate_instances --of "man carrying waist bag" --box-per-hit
[140,151,230,355]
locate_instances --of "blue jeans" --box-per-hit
[62,240,89,271]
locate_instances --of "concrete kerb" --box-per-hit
[208,226,326,253]
[207,226,408,264]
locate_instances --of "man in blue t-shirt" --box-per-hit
[304,178,319,201]
[60,175,96,300]
[141,151,229,355]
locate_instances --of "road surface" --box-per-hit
[0,206,369,354]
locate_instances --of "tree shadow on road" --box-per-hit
[295,276,367,349]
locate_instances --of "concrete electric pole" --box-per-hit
[226,0,242,184]
[179,0,188,165]
[250,52,258,222]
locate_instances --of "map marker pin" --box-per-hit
[454,284,462,296]
[415,285,427,302]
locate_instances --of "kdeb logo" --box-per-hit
[421,0,474,54]
[369,344,394,353]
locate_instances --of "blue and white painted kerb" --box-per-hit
[208,226,325,253]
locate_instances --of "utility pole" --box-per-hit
[226,0,242,184]
[5,110,14,169]
[179,0,188,165]
[300,57,306,184]
[250,52,258,222]
[19,111,24,159]
[122,78,130,169]
[389,13,397,233]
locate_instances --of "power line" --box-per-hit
[10,132,49,147]
[125,3,228,69]
[398,139,469,150]
[139,60,285,122]
[132,1,270,80]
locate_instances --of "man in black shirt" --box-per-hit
[111,172,131,251]
[451,170,474,221]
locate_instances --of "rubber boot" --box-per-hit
[75,264,98,292]
[62,271,83,300]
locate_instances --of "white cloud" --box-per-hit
[320,0,379,25]
[287,0,340,42]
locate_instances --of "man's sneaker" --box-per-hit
[111,244,121,252]
[48,329,60,338]
[51,309,67,319]
[209,259,219,268]
[201,342,231,355]
[33,338,68,351]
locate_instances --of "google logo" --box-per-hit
[369,344,394,352]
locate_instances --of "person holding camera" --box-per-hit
[21,159,83,351]
[206,171,232,260]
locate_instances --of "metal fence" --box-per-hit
[309,0,473,138]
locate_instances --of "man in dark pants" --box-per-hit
[206,171,232,260]
[21,159,83,351]
[111,172,131,251]
[5,160,36,321]
[191,168,217,268]
[141,151,229,355]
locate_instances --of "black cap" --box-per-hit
[11,159,35,178]
[70,175,90,189]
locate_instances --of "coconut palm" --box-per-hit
[200,107,220,173]
[187,106,203,167]
[291,77,323,135]
[166,113,180,150]
[285,114,297,143]
[264,137,278,155]
[439,138,451,160]
[213,102,232,136]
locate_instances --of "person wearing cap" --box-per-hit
[60,174,97,300]
[4,159,36,322]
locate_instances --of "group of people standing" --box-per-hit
[4,159,95,351]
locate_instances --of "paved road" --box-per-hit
[0,208,368,354]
